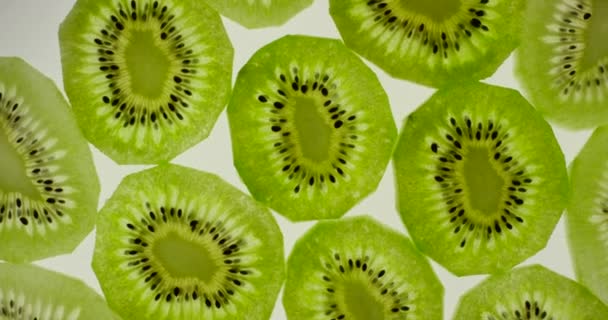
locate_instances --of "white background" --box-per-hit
[0,0,595,319]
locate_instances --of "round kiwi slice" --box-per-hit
[92,164,284,320]
[0,262,119,319]
[566,125,608,305]
[283,215,443,320]
[393,82,568,276]
[329,0,524,88]
[515,0,608,129]
[59,0,233,164]
[227,35,397,221]
[0,57,99,263]
[453,264,608,319]
[204,0,313,29]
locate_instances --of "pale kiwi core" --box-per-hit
[293,96,332,162]
[581,1,608,70]
[397,0,462,21]
[124,30,171,99]
[152,231,220,283]
[0,125,39,198]
[463,146,505,215]
[342,280,384,319]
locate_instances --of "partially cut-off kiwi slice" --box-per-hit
[566,125,608,305]
[59,0,233,164]
[204,0,313,29]
[283,215,443,320]
[329,0,524,88]
[228,35,397,221]
[453,264,608,319]
[516,0,608,129]
[0,263,119,319]
[0,57,99,263]
[393,82,568,276]
[92,164,284,320]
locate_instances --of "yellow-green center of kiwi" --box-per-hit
[398,0,462,21]
[580,0,608,71]
[0,125,39,198]
[152,231,221,282]
[293,96,332,162]
[463,146,505,215]
[124,30,171,99]
[341,280,385,319]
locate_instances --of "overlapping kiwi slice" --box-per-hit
[516,0,608,129]
[329,0,524,88]
[204,0,313,29]
[283,215,443,320]
[59,0,233,164]
[0,57,99,263]
[453,264,608,319]
[566,125,608,305]
[0,263,119,319]
[92,164,284,320]
[228,35,397,221]
[393,82,568,276]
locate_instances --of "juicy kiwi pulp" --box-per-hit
[0,57,99,263]
[228,35,397,221]
[92,164,284,320]
[59,0,233,164]
[283,215,443,320]
[393,82,568,276]
[203,0,314,28]
[329,0,524,87]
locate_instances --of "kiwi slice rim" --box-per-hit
[0,56,100,263]
[204,0,314,29]
[228,34,397,222]
[283,215,444,320]
[59,0,234,164]
[515,0,608,129]
[453,264,608,319]
[92,163,285,320]
[329,0,525,88]
[393,81,569,276]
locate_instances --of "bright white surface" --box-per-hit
[0,1,593,319]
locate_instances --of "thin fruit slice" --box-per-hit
[453,264,608,319]
[204,0,313,29]
[0,57,99,263]
[283,215,443,320]
[329,0,524,88]
[566,125,608,305]
[59,0,233,164]
[0,263,118,319]
[516,0,608,129]
[228,35,397,221]
[393,82,568,276]
[93,164,284,320]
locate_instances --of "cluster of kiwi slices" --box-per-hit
[2,0,608,318]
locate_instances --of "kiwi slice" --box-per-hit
[329,0,524,88]
[92,164,284,320]
[283,215,443,319]
[515,0,608,129]
[0,57,99,263]
[227,35,397,221]
[453,264,608,319]
[204,0,313,29]
[393,82,568,276]
[0,263,118,319]
[566,125,608,305]
[59,0,233,164]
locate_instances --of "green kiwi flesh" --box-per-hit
[59,0,233,164]
[516,0,608,129]
[204,0,313,29]
[566,125,608,305]
[283,215,443,320]
[228,35,397,221]
[329,0,524,88]
[92,164,284,320]
[453,264,608,319]
[393,82,568,276]
[0,262,118,319]
[0,57,99,263]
